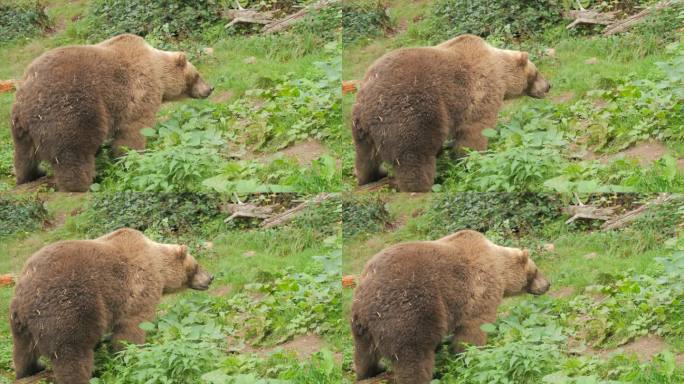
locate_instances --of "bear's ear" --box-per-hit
[176,244,188,259]
[517,249,530,264]
[517,52,529,67]
[175,52,187,68]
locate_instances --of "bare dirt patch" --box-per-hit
[209,285,232,297]
[549,286,574,299]
[269,139,328,166]
[583,335,683,365]
[211,90,234,104]
[584,140,683,169]
[551,91,574,104]
[237,334,327,359]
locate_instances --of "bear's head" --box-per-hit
[162,244,214,294]
[503,248,550,297]
[504,51,551,100]
[162,52,213,101]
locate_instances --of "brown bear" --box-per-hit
[9,228,214,384]
[350,230,550,384]
[10,34,214,192]
[352,34,551,192]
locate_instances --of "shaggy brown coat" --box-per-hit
[11,34,213,191]
[9,228,214,384]
[352,34,551,192]
[351,230,550,384]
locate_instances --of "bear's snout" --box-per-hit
[528,275,551,295]
[190,266,214,290]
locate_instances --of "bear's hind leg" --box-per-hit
[394,154,436,192]
[393,351,435,384]
[51,348,94,384]
[12,135,45,185]
[52,153,96,192]
[353,328,384,380]
[353,134,386,186]
[11,327,43,378]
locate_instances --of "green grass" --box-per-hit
[0,0,344,193]
[341,192,684,382]
[0,193,343,382]
[342,0,684,193]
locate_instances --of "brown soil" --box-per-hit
[584,140,684,170]
[209,285,232,297]
[211,90,234,104]
[269,139,329,166]
[238,334,327,359]
[583,335,684,366]
[549,286,574,299]
[551,91,574,104]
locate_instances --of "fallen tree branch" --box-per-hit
[564,204,617,224]
[602,193,672,230]
[262,0,332,34]
[7,176,55,194]
[260,193,332,228]
[222,202,275,222]
[563,10,617,29]
[222,9,276,27]
[355,177,393,192]
[13,370,53,384]
[604,0,675,35]
[357,372,394,384]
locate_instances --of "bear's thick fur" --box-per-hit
[9,228,214,384]
[352,34,551,192]
[11,34,213,191]
[351,230,550,384]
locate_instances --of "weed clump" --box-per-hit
[0,0,51,43]
[0,195,48,237]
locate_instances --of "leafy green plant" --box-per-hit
[341,0,392,45]
[424,0,565,44]
[0,0,51,43]
[419,193,564,241]
[0,196,48,237]
[78,192,226,241]
[86,0,225,43]
[341,194,391,239]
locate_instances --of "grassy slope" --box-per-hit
[341,193,684,381]
[341,0,684,190]
[0,193,343,382]
[0,0,342,192]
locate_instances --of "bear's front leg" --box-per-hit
[112,116,156,157]
[111,319,148,352]
[452,114,497,158]
[451,317,493,353]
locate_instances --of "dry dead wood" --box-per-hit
[6,176,55,194]
[223,0,332,33]
[565,204,617,224]
[563,0,677,34]
[262,0,332,34]
[604,0,676,35]
[13,370,53,384]
[223,202,275,222]
[357,372,395,384]
[354,177,393,192]
[564,9,617,28]
[260,193,332,228]
[602,193,672,230]
[223,9,276,27]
